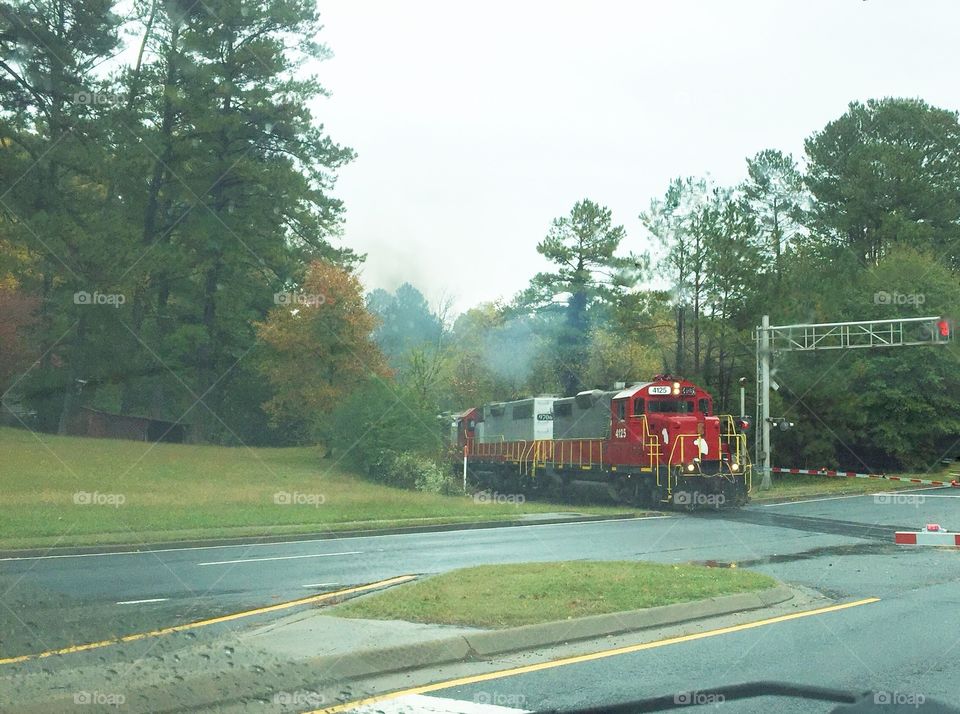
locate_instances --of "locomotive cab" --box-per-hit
[608,377,729,475]
[452,408,480,452]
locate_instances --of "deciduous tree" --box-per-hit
[255,261,389,437]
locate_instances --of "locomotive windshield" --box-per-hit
[647,400,697,413]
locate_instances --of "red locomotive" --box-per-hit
[448,376,751,509]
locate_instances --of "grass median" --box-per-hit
[0,427,631,550]
[331,561,777,628]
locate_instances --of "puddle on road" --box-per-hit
[694,542,903,569]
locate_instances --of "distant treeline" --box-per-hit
[1,4,959,470]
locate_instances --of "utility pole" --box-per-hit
[759,315,771,490]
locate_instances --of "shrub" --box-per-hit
[319,379,445,474]
[369,450,458,495]
[412,457,457,495]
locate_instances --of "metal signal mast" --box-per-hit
[755,315,953,489]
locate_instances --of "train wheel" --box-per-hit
[635,478,657,508]
[608,475,638,505]
[490,467,511,493]
[470,468,492,491]
[548,471,571,501]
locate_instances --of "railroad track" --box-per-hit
[694,510,918,542]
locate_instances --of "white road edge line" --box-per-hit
[197,551,362,566]
[890,494,960,498]
[116,598,169,605]
[0,516,669,562]
[302,582,339,588]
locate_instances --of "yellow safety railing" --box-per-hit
[718,415,752,493]
[467,415,751,496]
[631,414,663,485]
[718,415,748,468]
[512,440,527,462]
[515,438,607,477]
[525,439,555,477]
[658,416,752,497]
[520,440,536,474]
[553,439,604,468]
[469,436,527,462]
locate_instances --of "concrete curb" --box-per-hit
[313,584,796,681]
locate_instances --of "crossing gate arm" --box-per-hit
[770,466,959,488]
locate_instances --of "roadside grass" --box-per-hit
[0,427,631,550]
[5,425,948,550]
[331,561,777,628]
[752,471,953,501]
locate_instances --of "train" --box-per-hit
[447,375,752,509]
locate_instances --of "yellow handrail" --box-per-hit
[467,414,750,496]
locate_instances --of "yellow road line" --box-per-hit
[317,596,880,713]
[0,574,416,666]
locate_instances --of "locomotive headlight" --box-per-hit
[731,463,740,472]
[686,463,695,472]
[672,381,680,395]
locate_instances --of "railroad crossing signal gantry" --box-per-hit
[754,315,953,489]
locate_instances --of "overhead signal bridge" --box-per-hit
[765,316,953,352]
[755,315,953,489]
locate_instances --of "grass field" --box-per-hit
[2,426,945,550]
[0,427,628,550]
[332,561,777,628]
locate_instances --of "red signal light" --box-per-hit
[938,319,951,338]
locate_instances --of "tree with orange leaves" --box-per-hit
[255,261,390,437]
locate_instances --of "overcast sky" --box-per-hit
[312,0,959,314]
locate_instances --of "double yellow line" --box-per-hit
[0,574,416,666]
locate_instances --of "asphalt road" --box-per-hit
[1,487,959,712]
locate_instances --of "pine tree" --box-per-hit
[522,199,637,395]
